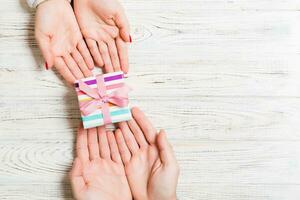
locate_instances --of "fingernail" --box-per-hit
[124,73,129,78]
[129,35,132,43]
[45,62,48,70]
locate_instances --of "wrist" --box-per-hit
[34,0,71,8]
[148,194,177,200]
[132,194,150,200]
[170,196,177,200]
[73,0,92,7]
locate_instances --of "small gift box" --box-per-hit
[75,71,132,129]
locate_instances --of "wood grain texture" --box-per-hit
[1,0,300,199]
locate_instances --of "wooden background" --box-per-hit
[1,0,300,199]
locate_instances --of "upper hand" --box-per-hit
[35,0,94,84]
[115,107,180,200]
[74,0,130,73]
[70,126,132,200]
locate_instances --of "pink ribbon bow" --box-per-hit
[78,75,130,125]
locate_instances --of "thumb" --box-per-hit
[70,158,86,194]
[114,10,130,42]
[157,129,176,165]
[36,34,54,69]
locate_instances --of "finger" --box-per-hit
[76,127,89,164]
[87,128,100,160]
[70,157,86,194]
[98,41,114,73]
[97,126,110,159]
[157,130,177,165]
[116,37,129,73]
[124,119,148,147]
[54,57,76,84]
[86,39,104,67]
[71,49,92,78]
[115,129,131,164]
[106,39,121,72]
[35,33,54,68]
[114,10,130,42]
[117,122,139,154]
[63,54,84,80]
[103,25,119,38]
[131,107,157,144]
[107,131,122,163]
[77,40,94,70]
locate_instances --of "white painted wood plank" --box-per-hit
[1,10,300,97]
[1,97,300,141]
[0,183,300,200]
[1,0,300,199]
[1,141,300,199]
[2,0,300,13]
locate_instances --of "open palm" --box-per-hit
[115,107,180,200]
[74,0,130,73]
[35,0,93,83]
[70,127,132,200]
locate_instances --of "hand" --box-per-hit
[115,107,180,200]
[35,0,94,84]
[74,0,130,73]
[70,126,132,200]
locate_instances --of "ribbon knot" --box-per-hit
[78,75,130,125]
[101,95,109,103]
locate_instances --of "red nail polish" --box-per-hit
[129,35,132,43]
[45,62,48,70]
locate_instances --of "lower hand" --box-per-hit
[115,107,180,200]
[69,126,132,200]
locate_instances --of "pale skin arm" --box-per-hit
[70,107,179,200]
[35,0,94,84]
[115,107,180,200]
[74,0,131,73]
[69,126,132,200]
